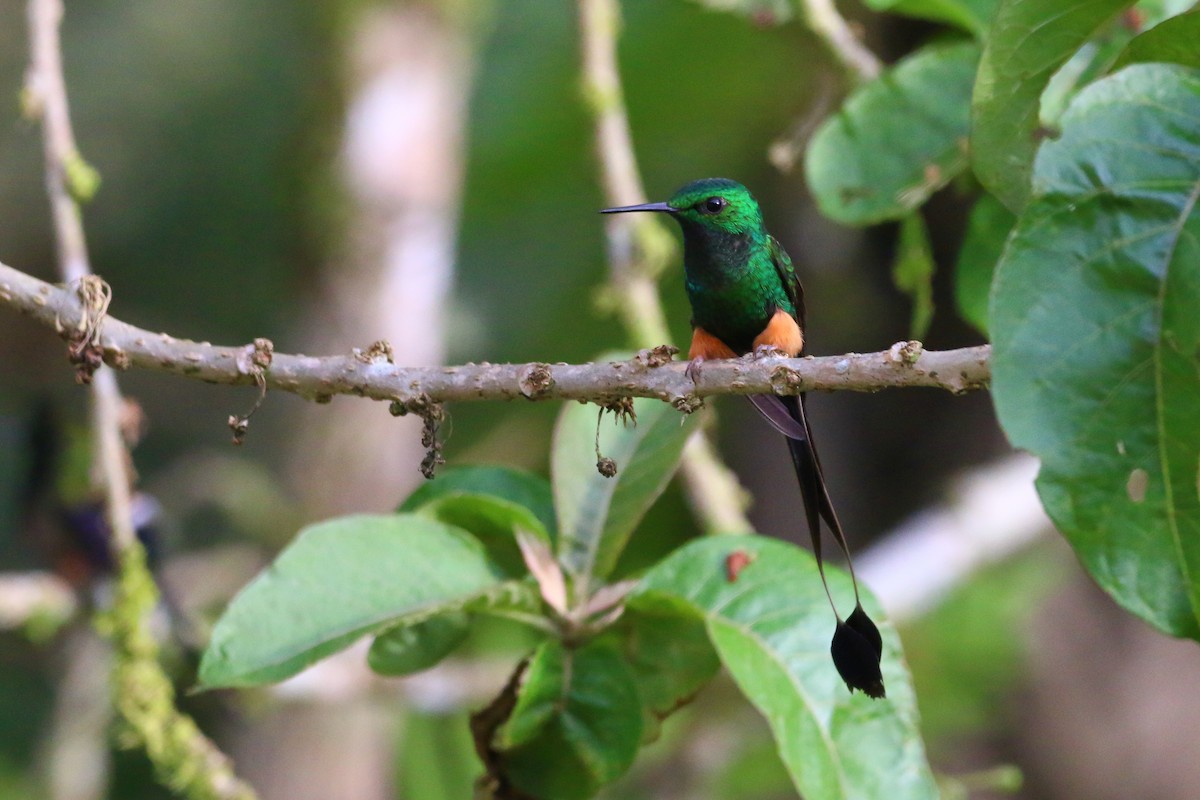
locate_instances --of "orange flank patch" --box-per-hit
[752,309,803,357]
[689,327,738,360]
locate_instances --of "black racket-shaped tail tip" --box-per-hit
[831,619,886,699]
[846,603,883,661]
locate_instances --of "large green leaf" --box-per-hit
[806,41,979,225]
[552,395,698,587]
[494,639,644,800]
[991,64,1200,637]
[862,0,997,36]
[198,514,505,687]
[954,192,1015,336]
[633,536,938,800]
[399,464,556,537]
[1114,8,1200,70]
[971,0,1133,211]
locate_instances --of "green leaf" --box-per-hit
[618,607,720,741]
[399,464,556,537]
[1114,8,1200,70]
[634,536,938,800]
[971,0,1134,211]
[862,0,997,37]
[495,639,643,800]
[414,494,550,577]
[990,64,1200,638]
[1039,3,1191,129]
[1039,34,1128,131]
[398,710,478,800]
[954,192,1015,336]
[892,213,937,340]
[368,611,471,677]
[198,514,505,688]
[806,40,979,226]
[552,395,698,587]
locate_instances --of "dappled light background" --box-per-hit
[1,1,1188,799]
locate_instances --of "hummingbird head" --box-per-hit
[600,178,764,235]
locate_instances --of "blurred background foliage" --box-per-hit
[0,1,1171,798]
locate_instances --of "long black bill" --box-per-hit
[599,201,675,214]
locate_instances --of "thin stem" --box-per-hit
[798,0,882,85]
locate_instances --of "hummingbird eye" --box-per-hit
[700,196,727,214]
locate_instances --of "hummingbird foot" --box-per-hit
[684,356,705,386]
[751,343,791,360]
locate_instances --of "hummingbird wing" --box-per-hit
[768,235,806,333]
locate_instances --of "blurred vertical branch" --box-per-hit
[579,0,753,534]
[239,4,477,799]
[23,1,257,798]
[286,3,471,516]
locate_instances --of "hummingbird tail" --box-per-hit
[776,393,885,698]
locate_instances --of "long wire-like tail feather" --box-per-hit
[747,393,886,698]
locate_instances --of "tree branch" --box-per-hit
[1,260,990,406]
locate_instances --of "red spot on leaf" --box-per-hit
[725,550,753,582]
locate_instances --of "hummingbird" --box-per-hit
[602,178,885,698]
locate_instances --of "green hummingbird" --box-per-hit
[602,178,885,699]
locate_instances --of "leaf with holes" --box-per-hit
[633,536,938,800]
[991,64,1200,637]
[806,40,978,225]
[552,394,698,588]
